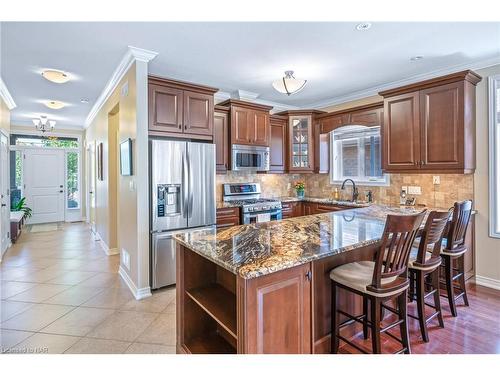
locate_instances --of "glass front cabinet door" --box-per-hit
[288,115,314,172]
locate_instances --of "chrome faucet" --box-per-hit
[341,179,359,202]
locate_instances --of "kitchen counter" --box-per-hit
[176,203,477,354]
[175,204,426,279]
[216,196,370,209]
[276,196,370,207]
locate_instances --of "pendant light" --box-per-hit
[272,70,307,96]
[33,115,56,133]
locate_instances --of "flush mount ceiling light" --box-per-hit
[410,55,424,61]
[41,69,70,83]
[272,71,307,96]
[356,22,372,31]
[44,100,65,110]
[32,115,56,133]
[80,98,89,104]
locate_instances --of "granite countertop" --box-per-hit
[174,205,430,280]
[216,196,370,209]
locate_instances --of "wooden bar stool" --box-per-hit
[330,211,426,354]
[441,200,473,317]
[408,210,452,342]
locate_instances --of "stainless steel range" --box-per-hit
[223,183,282,224]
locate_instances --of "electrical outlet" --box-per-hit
[433,176,441,185]
[408,186,422,195]
[121,249,130,270]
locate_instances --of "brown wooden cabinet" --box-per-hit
[218,100,273,147]
[275,110,326,173]
[148,84,184,134]
[214,106,229,173]
[379,70,481,174]
[269,115,287,173]
[148,76,217,140]
[216,207,240,230]
[382,92,421,171]
[243,263,312,353]
[281,201,301,219]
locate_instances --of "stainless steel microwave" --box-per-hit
[231,144,270,172]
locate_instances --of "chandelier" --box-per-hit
[272,70,307,96]
[32,115,56,133]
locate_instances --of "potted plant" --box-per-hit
[11,197,33,220]
[294,180,305,198]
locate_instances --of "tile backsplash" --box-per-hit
[217,172,474,209]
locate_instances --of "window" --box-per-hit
[330,125,389,186]
[489,76,500,238]
[66,152,80,209]
[9,150,23,208]
[11,134,78,148]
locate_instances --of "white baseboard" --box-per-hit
[119,265,152,300]
[475,275,500,290]
[95,232,119,256]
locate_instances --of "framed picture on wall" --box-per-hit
[97,142,103,181]
[120,138,133,176]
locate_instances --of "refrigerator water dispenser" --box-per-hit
[157,184,181,217]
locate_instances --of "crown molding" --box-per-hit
[84,45,158,129]
[214,89,298,112]
[307,55,500,110]
[0,76,16,110]
[236,89,260,101]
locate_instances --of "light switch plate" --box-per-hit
[408,186,422,195]
[433,176,441,185]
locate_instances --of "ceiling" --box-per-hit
[2,22,500,129]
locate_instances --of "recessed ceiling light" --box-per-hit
[356,22,372,31]
[42,69,70,84]
[44,100,65,110]
[80,98,89,104]
[410,56,424,62]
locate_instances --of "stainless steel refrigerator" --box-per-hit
[150,139,216,289]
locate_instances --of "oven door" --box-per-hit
[243,209,282,224]
[232,145,270,171]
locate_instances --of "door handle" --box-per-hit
[59,190,63,193]
[305,270,312,281]
[1,203,6,207]
[182,151,189,219]
[60,185,63,188]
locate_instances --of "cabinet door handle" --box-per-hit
[305,270,312,281]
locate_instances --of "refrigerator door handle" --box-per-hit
[152,235,158,289]
[188,151,194,219]
[182,149,189,219]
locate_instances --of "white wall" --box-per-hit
[474,64,500,289]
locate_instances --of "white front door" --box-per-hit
[0,132,10,254]
[24,148,65,224]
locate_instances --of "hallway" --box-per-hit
[1,222,176,354]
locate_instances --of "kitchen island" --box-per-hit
[173,205,445,354]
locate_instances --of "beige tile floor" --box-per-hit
[0,222,176,354]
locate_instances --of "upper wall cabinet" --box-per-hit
[269,115,288,173]
[218,99,273,147]
[379,70,481,174]
[214,106,229,174]
[148,76,218,140]
[276,110,325,173]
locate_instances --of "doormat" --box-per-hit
[27,223,62,233]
